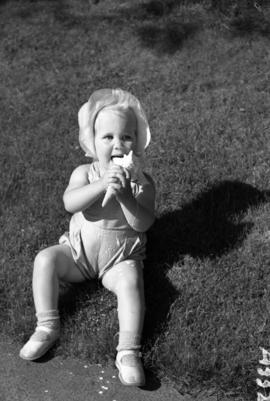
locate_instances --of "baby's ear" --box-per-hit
[78,102,90,128]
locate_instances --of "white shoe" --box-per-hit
[19,327,59,361]
[115,350,145,386]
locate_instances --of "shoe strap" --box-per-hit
[30,326,59,342]
[30,328,52,342]
[117,350,142,360]
[36,326,53,334]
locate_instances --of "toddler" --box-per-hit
[19,88,156,387]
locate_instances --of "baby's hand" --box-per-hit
[100,164,120,190]
[101,151,141,207]
[118,172,133,202]
[101,164,132,206]
[112,164,129,184]
[109,165,131,195]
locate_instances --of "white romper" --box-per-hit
[59,162,152,279]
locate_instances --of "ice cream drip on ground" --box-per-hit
[257,348,270,400]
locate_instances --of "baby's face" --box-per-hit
[94,107,137,169]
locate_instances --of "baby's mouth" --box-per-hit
[111,155,124,160]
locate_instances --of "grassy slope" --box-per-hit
[1,0,270,398]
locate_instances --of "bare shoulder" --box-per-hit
[68,164,91,187]
[72,164,91,176]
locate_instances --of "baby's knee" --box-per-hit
[117,271,143,292]
[34,248,58,273]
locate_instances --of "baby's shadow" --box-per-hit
[143,180,270,343]
[59,280,101,316]
[56,180,270,387]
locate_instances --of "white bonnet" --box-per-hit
[78,88,151,158]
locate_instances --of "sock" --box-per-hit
[116,331,141,352]
[36,309,60,333]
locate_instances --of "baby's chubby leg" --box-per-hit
[32,244,85,312]
[20,244,85,361]
[102,260,146,386]
[102,259,145,338]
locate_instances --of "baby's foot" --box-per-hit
[115,350,145,386]
[19,327,59,361]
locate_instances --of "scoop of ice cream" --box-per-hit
[101,151,142,207]
[112,151,140,180]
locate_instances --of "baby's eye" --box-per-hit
[104,135,113,140]
[122,135,133,141]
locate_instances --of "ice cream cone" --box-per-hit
[101,151,141,207]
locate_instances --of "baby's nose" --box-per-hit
[113,138,123,149]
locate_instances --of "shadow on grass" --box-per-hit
[50,0,200,55]
[54,180,270,383]
[52,0,270,54]
[229,11,270,36]
[143,180,270,347]
[137,21,198,54]
[149,179,270,262]
[59,280,100,314]
[210,1,270,36]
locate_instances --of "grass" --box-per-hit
[1,0,270,399]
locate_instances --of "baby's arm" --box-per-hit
[63,165,106,213]
[118,175,155,232]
